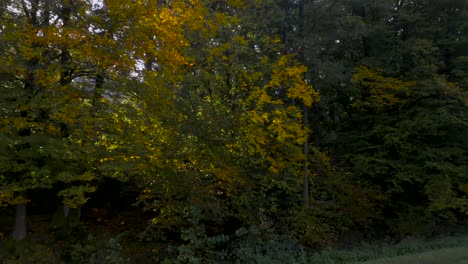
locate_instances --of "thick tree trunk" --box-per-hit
[12,203,27,241]
[64,205,70,217]
[64,205,81,227]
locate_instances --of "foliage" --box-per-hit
[339,66,468,237]
[166,207,309,264]
[0,0,466,261]
[68,233,128,264]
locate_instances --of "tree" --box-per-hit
[341,65,467,236]
[0,0,99,239]
[0,0,206,240]
[264,0,467,241]
[122,0,320,240]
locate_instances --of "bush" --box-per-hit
[165,207,309,263]
[66,233,128,264]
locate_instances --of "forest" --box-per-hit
[0,0,467,263]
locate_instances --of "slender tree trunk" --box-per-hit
[59,0,72,86]
[297,0,310,207]
[303,105,310,207]
[76,206,81,220]
[12,203,27,241]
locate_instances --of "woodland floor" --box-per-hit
[0,207,467,263]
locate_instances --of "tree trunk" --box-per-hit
[12,203,27,241]
[64,205,81,227]
[303,105,310,207]
[64,205,70,217]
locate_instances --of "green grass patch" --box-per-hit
[359,246,468,264]
[308,234,468,263]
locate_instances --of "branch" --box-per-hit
[20,0,31,21]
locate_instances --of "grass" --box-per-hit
[308,234,468,264]
[359,246,468,264]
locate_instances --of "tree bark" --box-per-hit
[303,105,310,207]
[12,203,27,241]
[64,205,81,227]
